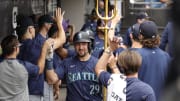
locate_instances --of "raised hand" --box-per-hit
[55,7,65,26]
[44,38,55,59]
[109,36,120,51]
[111,13,121,24]
[108,54,117,68]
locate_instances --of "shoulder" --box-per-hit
[88,55,99,65]
[127,78,156,101]
[127,78,154,94]
[20,40,34,50]
[156,48,170,58]
[34,33,46,44]
[114,47,124,54]
[98,71,111,86]
[62,56,76,64]
[90,55,98,61]
[17,59,38,68]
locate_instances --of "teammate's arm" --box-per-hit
[53,80,61,100]
[56,47,68,59]
[53,7,66,50]
[107,54,120,74]
[46,70,59,84]
[37,38,54,74]
[108,13,121,40]
[95,47,113,77]
[95,37,120,77]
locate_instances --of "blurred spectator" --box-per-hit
[159,21,174,58]
[123,12,149,48]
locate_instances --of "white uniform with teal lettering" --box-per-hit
[107,74,126,101]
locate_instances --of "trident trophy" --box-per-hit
[96,0,117,49]
[96,0,117,101]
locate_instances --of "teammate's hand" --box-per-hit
[111,14,121,24]
[44,38,54,59]
[43,38,54,50]
[108,54,117,69]
[109,36,120,51]
[55,7,65,26]
[53,80,61,100]
[54,89,60,100]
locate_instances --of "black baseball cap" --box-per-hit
[136,12,149,20]
[131,23,140,39]
[16,16,34,39]
[17,16,34,28]
[38,14,54,26]
[139,21,158,39]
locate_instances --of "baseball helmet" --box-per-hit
[73,31,92,53]
[73,31,91,43]
[83,29,95,50]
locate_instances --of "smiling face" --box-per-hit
[74,42,89,57]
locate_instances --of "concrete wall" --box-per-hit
[61,0,87,32]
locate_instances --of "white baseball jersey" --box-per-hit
[107,74,126,101]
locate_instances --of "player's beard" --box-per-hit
[77,49,89,57]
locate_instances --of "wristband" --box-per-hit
[45,59,53,70]
[104,47,113,55]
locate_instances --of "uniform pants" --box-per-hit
[29,82,53,101]
[43,81,54,101]
[29,95,43,101]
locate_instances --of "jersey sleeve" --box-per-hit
[18,60,39,78]
[55,62,66,80]
[159,23,169,50]
[145,93,156,101]
[98,71,111,87]
[67,49,76,58]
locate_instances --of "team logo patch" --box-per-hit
[95,42,100,45]
[70,65,76,68]
[107,77,113,86]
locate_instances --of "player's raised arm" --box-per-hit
[95,37,120,77]
[53,7,66,50]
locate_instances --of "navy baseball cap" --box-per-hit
[16,16,35,39]
[131,23,140,39]
[139,21,158,39]
[38,14,54,26]
[136,12,149,19]
[17,16,34,28]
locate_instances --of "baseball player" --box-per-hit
[0,35,52,101]
[137,21,171,100]
[47,31,103,101]
[123,12,148,48]
[95,36,156,101]
[17,8,65,101]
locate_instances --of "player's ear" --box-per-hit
[130,33,133,39]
